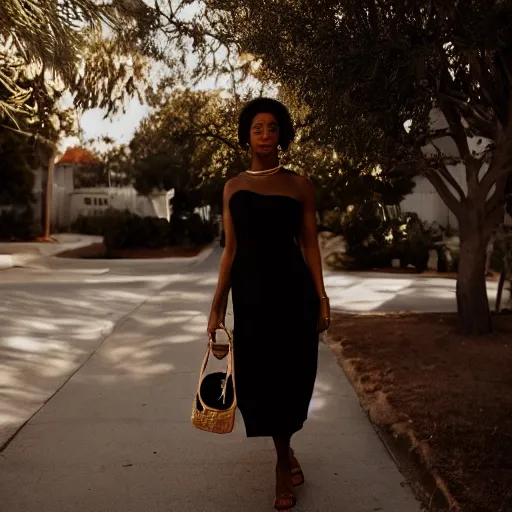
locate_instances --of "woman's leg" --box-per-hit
[273,435,294,499]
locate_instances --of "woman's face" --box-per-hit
[250,112,280,156]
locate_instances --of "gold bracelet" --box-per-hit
[319,296,329,301]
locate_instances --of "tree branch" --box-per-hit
[429,140,466,201]
[485,173,507,220]
[480,96,512,196]
[421,166,463,219]
[471,53,507,126]
[437,68,471,160]
[195,130,240,151]
[480,156,512,201]
[437,92,494,140]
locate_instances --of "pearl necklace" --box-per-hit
[246,165,282,176]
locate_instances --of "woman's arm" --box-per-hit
[299,177,331,332]
[208,181,237,337]
[299,177,326,297]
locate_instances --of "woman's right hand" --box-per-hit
[207,308,225,343]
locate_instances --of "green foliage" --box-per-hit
[102,211,169,250]
[132,153,185,196]
[72,209,215,249]
[0,138,35,205]
[491,226,512,274]
[338,202,395,270]
[396,214,441,273]
[176,213,216,247]
[200,1,512,168]
[128,89,247,216]
[331,204,440,272]
[283,140,415,218]
[0,208,41,241]
[0,0,158,129]
[71,214,107,236]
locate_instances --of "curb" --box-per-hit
[50,243,216,266]
[0,252,45,271]
[187,245,215,266]
[324,329,461,512]
[0,254,13,270]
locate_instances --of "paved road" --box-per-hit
[1,248,472,511]
[0,251,212,447]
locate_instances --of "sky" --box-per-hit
[59,95,150,153]
[59,71,225,154]
[61,1,227,153]
[81,99,149,144]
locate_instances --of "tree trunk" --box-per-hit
[456,231,493,335]
[496,269,507,313]
[44,150,56,240]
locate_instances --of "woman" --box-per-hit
[207,98,330,511]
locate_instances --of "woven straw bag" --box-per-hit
[191,325,236,434]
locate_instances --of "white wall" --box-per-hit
[70,187,174,224]
[32,163,176,230]
[401,173,460,228]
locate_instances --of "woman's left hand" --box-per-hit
[318,297,331,333]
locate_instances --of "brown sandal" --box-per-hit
[289,449,305,487]
[274,493,297,510]
[291,465,305,487]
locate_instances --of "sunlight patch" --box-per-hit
[308,396,327,414]
[4,336,43,353]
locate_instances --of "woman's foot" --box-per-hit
[274,463,296,510]
[288,448,305,487]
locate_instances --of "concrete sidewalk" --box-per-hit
[325,269,509,313]
[0,251,421,512]
[0,247,213,449]
[0,234,103,271]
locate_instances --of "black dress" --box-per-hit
[229,189,320,438]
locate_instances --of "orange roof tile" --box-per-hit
[57,147,100,165]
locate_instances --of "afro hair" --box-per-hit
[238,98,295,151]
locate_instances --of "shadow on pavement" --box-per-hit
[0,255,421,512]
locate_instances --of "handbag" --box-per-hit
[191,324,236,434]
[212,342,230,360]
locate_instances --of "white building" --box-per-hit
[35,147,173,230]
[70,187,173,223]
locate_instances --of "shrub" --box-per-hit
[340,202,395,269]
[169,213,216,247]
[85,209,217,250]
[71,214,107,236]
[168,215,188,246]
[102,211,140,250]
[184,214,216,246]
[337,205,439,272]
[143,216,170,248]
[0,208,41,241]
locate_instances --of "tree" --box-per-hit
[0,131,36,206]
[129,88,247,215]
[181,1,512,335]
[1,0,161,239]
[0,0,158,129]
[281,137,414,225]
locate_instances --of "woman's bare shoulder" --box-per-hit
[224,173,249,199]
[282,169,313,194]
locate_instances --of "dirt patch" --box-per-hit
[327,312,512,512]
[56,242,208,259]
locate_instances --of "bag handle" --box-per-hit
[197,324,236,411]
